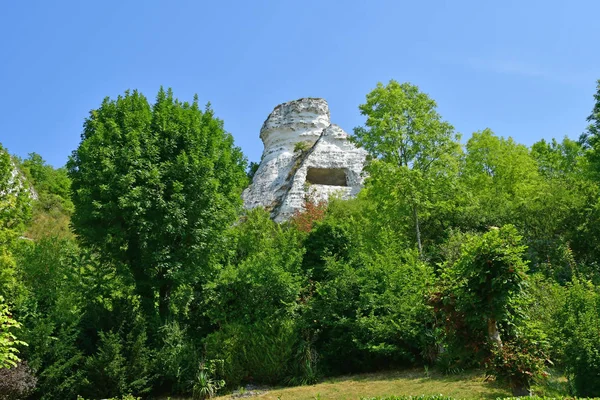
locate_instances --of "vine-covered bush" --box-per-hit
[433,226,548,394]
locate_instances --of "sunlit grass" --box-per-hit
[213,369,511,400]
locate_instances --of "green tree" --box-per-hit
[582,79,600,176]
[571,80,600,269]
[529,138,597,278]
[353,80,460,255]
[68,88,247,324]
[460,129,542,231]
[531,137,587,180]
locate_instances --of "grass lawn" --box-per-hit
[213,369,511,400]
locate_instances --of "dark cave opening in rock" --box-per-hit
[306,167,348,186]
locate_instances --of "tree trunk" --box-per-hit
[487,318,502,348]
[413,204,423,255]
[158,283,172,323]
[127,240,157,326]
[510,380,531,397]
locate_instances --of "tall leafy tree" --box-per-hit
[68,88,247,323]
[571,80,600,270]
[529,138,598,277]
[460,129,542,230]
[531,137,587,181]
[353,80,460,254]
[583,79,600,175]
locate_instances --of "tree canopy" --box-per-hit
[68,88,247,322]
[353,80,460,254]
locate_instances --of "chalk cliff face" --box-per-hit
[242,98,367,222]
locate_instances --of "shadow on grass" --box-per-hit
[327,369,478,382]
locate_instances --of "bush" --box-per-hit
[433,227,538,371]
[558,278,600,396]
[294,141,311,153]
[202,209,307,387]
[155,321,199,393]
[82,330,153,399]
[488,336,550,396]
[203,319,299,387]
[205,208,304,326]
[526,274,566,363]
[13,237,154,400]
[304,238,433,374]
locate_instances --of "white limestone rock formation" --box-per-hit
[242,98,368,222]
[0,150,37,200]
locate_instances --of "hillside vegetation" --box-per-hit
[2,81,600,399]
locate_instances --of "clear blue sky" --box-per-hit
[1,0,598,167]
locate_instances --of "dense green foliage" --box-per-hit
[19,153,73,240]
[2,81,600,399]
[582,79,600,176]
[352,80,461,254]
[434,227,529,361]
[556,279,600,395]
[0,145,31,301]
[67,88,247,324]
[0,295,26,369]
